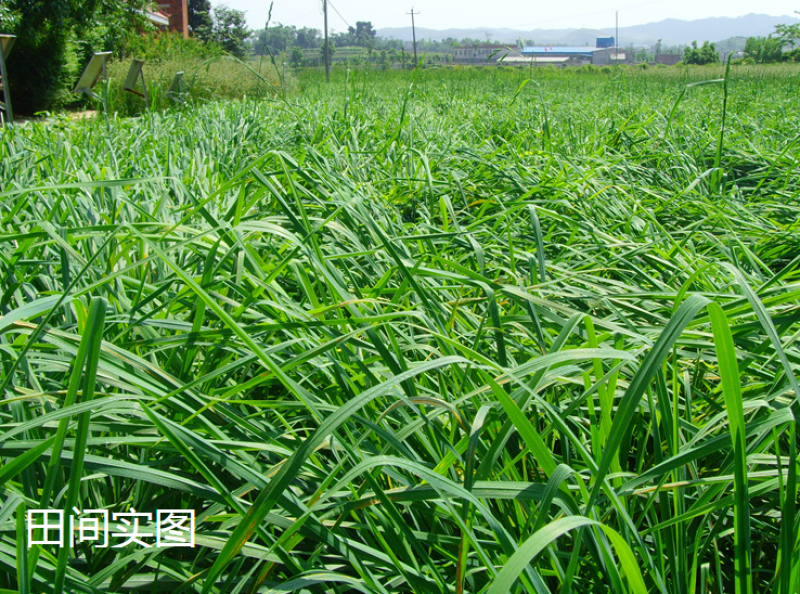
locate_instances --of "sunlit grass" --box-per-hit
[1,64,799,593]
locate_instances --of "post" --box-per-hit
[141,68,149,107]
[0,35,15,125]
[101,54,110,132]
[323,0,331,82]
[102,56,109,109]
[615,11,619,65]
[407,8,420,68]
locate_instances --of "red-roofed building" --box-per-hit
[145,7,171,30]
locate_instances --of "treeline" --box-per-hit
[252,22,389,55]
[742,20,800,63]
[249,22,547,57]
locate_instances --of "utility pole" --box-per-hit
[323,0,331,82]
[615,11,619,65]
[407,8,420,68]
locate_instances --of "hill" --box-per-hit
[377,13,800,46]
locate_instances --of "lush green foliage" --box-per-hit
[1,0,150,114]
[210,5,249,59]
[1,64,800,593]
[683,41,720,65]
[744,36,786,63]
[738,14,800,65]
[253,24,324,54]
[104,52,290,116]
[188,0,214,41]
[123,30,225,62]
[775,19,800,49]
[70,32,287,117]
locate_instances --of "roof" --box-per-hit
[523,56,570,63]
[145,8,170,26]
[461,44,513,49]
[522,46,601,55]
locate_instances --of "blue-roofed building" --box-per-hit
[520,38,627,66]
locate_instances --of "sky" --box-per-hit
[216,0,800,33]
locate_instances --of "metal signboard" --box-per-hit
[74,52,113,95]
[0,34,16,123]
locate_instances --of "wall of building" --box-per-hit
[158,0,188,39]
[453,45,512,63]
[592,48,630,65]
[655,53,682,66]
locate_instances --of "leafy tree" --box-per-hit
[254,23,295,55]
[1,0,150,114]
[290,46,304,67]
[295,27,320,49]
[211,5,249,59]
[320,39,335,61]
[635,47,651,63]
[775,19,800,49]
[355,21,376,49]
[333,28,356,47]
[375,37,403,51]
[744,36,784,63]
[683,40,719,65]
[774,15,800,61]
[188,0,213,41]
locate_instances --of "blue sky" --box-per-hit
[216,0,799,32]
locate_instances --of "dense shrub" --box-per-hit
[2,0,150,115]
[123,31,225,62]
[6,24,71,114]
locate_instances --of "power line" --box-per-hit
[326,0,351,30]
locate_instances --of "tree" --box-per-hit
[295,27,320,49]
[320,39,335,61]
[290,46,304,67]
[744,36,784,63]
[355,21,376,49]
[333,28,356,47]
[775,19,800,49]
[635,47,651,63]
[188,0,214,41]
[775,15,800,61]
[253,23,295,55]
[1,0,150,114]
[211,5,249,59]
[683,40,719,65]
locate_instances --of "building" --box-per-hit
[520,39,629,66]
[156,0,188,38]
[655,53,681,66]
[145,7,171,31]
[453,44,516,63]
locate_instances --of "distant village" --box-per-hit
[143,1,795,68]
[145,2,686,67]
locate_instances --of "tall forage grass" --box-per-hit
[1,64,799,593]
[105,56,293,115]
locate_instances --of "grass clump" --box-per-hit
[105,55,291,115]
[95,33,294,115]
[1,65,800,593]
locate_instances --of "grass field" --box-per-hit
[1,64,800,593]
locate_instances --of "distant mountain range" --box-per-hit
[376,13,800,47]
